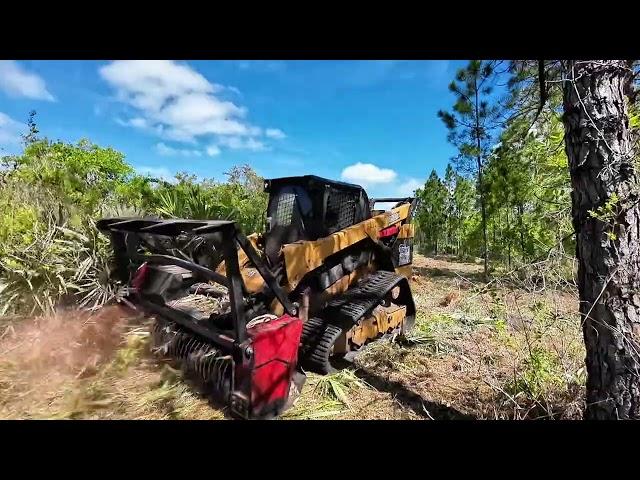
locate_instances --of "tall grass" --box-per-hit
[0,216,120,317]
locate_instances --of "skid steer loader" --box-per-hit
[98,175,416,419]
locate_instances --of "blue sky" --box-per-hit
[0,60,468,197]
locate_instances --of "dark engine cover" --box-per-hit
[140,264,194,303]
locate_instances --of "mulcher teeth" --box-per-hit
[151,319,233,399]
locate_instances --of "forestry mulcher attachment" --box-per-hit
[98,175,416,419]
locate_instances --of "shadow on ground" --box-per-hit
[353,368,477,420]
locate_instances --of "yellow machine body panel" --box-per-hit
[282,203,412,290]
[398,223,414,239]
[349,304,407,347]
[216,232,267,294]
[333,303,407,353]
[214,197,415,349]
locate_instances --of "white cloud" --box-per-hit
[0,112,25,147]
[136,165,175,182]
[0,61,55,101]
[236,60,285,72]
[341,162,397,185]
[396,178,423,197]
[226,85,242,96]
[155,143,176,156]
[217,136,267,152]
[159,93,245,127]
[206,145,221,157]
[155,142,203,157]
[100,60,276,145]
[127,117,148,129]
[116,117,148,129]
[265,128,286,139]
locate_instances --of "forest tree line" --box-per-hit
[414,113,572,270]
[412,60,636,280]
[0,114,267,316]
[413,59,640,419]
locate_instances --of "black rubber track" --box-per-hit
[299,317,344,374]
[323,270,415,326]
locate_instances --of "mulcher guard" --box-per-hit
[97,217,303,419]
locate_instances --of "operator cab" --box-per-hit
[263,175,371,267]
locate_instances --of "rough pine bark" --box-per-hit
[562,60,640,419]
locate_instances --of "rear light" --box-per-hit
[379,225,400,238]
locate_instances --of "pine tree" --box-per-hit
[497,60,640,418]
[452,174,475,256]
[439,60,502,279]
[560,60,640,419]
[21,110,40,146]
[416,170,448,255]
[443,164,457,253]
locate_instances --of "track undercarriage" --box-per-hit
[299,269,415,374]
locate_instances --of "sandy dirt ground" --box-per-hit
[0,254,584,420]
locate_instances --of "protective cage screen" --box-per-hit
[326,190,358,233]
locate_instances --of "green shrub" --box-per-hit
[505,347,564,400]
[0,218,119,316]
[150,166,267,234]
[0,121,268,317]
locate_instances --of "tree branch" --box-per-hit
[534,60,548,125]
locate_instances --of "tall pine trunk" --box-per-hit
[473,75,489,280]
[478,168,488,278]
[518,204,525,262]
[507,208,511,268]
[562,60,640,419]
[479,166,488,278]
